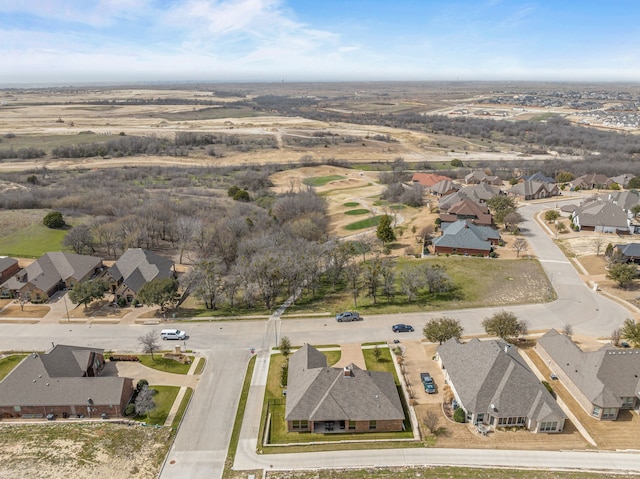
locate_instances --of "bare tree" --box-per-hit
[175,216,201,264]
[512,237,528,258]
[62,224,95,254]
[592,236,606,256]
[422,410,440,435]
[343,262,362,308]
[562,324,574,338]
[399,264,425,302]
[138,331,160,360]
[611,328,621,346]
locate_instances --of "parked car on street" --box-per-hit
[335,311,362,322]
[420,372,437,394]
[392,323,414,333]
[160,329,187,340]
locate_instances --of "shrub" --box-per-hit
[124,403,136,416]
[43,211,65,229]
[453,407,466,423]
[542,380,555,398]
[117,296,128,307]
[136,379,149,391]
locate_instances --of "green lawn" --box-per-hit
[344,215,382,230]
[138,354,193,375]
[344,209,369,215]
[303,175,346,187]
[134,385,179,425]
[0,223,68,257]
[343,202,359,207]
[0,355,27,381]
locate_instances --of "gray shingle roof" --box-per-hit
[285,344,404,422]
[0,345,130,407]
[434,220,499,251]
[1,253,102,294]
[574,200,629,228]
[439,184,502,210]
[603,191,640,212]
[107,248,174,294]
[438,338,565,422]
[0,257,18,273]
[537,329,640,408]
[616,243,640,258]
[509,180,557,198]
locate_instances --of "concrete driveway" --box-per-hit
[398,340,443,404]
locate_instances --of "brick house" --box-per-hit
[0,257,20,285]
[0,344,134,419]
[285,344,405,433]
[432,220,500,256]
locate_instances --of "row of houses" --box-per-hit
[565,191,640,234]
[0,248,175,304]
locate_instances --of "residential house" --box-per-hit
[439,198,493,227]
[105,248,175,304]
[464,171,502,186]
[608,173,635,189]
[430,179,460,197]
[0,344,134,419]
[285,344,405,433]
[0,257,19,285]
[571,199,630,233]
[432,220,500,256]
[438,338,566,433]
[508,180,559,201]
[614,243,640,264]
[603,191,640,213]
[411,172,452,188]
[1,252,103,301]
[572,173,610,190]
[536,329,640,420]
[439,184,503,211]
[521,172,556,184]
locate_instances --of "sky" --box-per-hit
[1,0,639,85]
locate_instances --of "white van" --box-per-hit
[160,329,187,340]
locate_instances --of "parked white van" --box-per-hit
[160,329,187,340]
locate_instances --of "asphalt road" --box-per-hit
[1,196,636,478]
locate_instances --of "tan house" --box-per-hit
[0,344,134,419]
[536,329,640,420]
[1,252,103,302]
[285,344,405,433]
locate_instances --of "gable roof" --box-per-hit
[523,172,555,184]
[1,252,102,294]
[445,198,493,226]
[107,248,174,294]
[0,257,18,273]
[0,345,130,407]
[603,191,640,212]
[537,329,640,408]
[609,173,635,188]
[285,344,404,423]
[438,338,565,421]
[433,220,499,251]
[509,180,557,198]
[439,184,502,210]
[412,172,452,188]
[615,243,640,259]
[573,173,609,188]
[430,179,460,195]
[574,200,629,228]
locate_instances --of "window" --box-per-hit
[349,421,356,430]
[369,420,377,430]
[292,420,301,429]
[591,406,601,418]
[621,397,635,409]
[540,421,558,432]
[292,420,308,430]
[602,408,617,419]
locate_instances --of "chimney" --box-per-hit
[343,366,353,377]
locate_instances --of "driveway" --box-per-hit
[398,340,442,404]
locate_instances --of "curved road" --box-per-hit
[0,197,635,478]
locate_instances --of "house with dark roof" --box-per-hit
[603,191,640,213]
[285,344,405,433]
[1,252,103,302]
[522,172,556,184]
[508,180,559,201]
[438,184,503,211]
[439,198,493,227]
[609,174,635,189]
[432,220,500,256]
[536,329,640,420]
[614,243,640,264]
[438,338,566,433]
[0,344,134,419]
[571,199,630,233]
[106,248,175,304]
[0,257,19,285]
[411,172,452,188]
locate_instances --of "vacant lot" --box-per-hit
[0,422,171,479]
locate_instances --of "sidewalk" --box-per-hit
[164,357,202,427]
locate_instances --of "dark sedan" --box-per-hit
[392,323,414,333]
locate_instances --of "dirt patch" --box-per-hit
[0,305,49,318]
[0,422,170,479]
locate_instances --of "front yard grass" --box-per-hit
[0,305,49,318]
[134,385,179,425]
[0,223,68,257]
[0,354,27,381]
[138,354,193,375]
[170,387,193,430]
